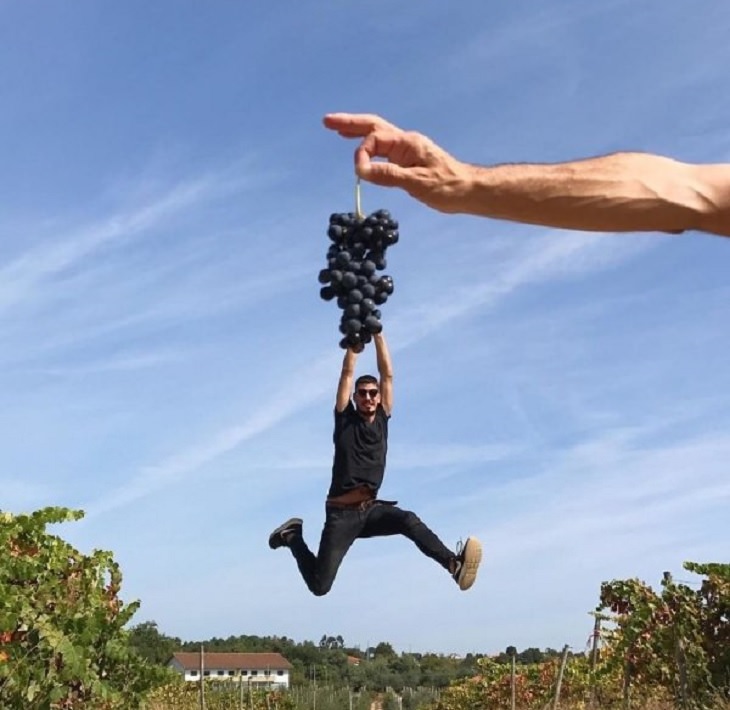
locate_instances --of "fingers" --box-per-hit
[325,113,420,191]
[357,158,413,189]
[323,113,399,138]
[356,130,405,161]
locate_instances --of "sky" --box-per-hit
[1,0,729,657]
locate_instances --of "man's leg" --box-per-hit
[285,507,362,596]
[360,503,482,590]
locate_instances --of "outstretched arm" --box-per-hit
[458,155,730,237]
[335,346,360,413]
[323,113,730,238]
[373,332,393,416]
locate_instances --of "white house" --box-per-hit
[168,652,293,689]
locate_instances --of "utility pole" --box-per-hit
[199,645,205,710]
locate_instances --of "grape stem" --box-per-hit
[355,177,364,220]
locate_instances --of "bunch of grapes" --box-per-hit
[318,208,399,349]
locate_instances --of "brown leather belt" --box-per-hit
[326,486,397,511]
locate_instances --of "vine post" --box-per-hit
[588,615,601,709]
[622,659,631,710]
[551,644,570,710]
[510,651,516,710]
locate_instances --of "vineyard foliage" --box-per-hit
[1,506,727,709]
[0,507,166,709]
[433,562,729,710]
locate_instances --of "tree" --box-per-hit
[128,620,179,665]
[373,641,396,659]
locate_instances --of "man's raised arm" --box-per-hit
[335,346,360,413]
[373,332,393,416]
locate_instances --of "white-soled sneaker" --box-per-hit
[451,537,482,591]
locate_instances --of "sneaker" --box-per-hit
[268,518,303,550]
[451,537,482,591]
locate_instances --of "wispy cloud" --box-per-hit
[30,349,187,376]
[0,178,221,313]
[389,231,658,349]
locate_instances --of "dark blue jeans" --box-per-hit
[288,501,455,596]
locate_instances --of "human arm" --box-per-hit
[323,113,730,238]
[372,332,393,416]
[335,346,360,413]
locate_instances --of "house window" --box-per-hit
[241,671,248,676]
[228,671,235,676]
[217,671,224,676]
[204,671,210,677]
[251,671,258,676]
[277,671,284,676]
[190,671,198,677]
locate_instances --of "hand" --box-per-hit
[323,113,470,214]
[349,342,364,355]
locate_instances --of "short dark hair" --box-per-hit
[354,374,378,390]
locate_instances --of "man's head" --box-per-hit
[353,375,380,415]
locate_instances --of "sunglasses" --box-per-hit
[357,388,379,399]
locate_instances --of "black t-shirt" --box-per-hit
[328,401,390,497]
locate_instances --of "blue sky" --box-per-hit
[1,0,729,657]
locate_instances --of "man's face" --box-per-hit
[354,382,380,415]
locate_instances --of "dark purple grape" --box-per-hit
[318,269,331,284]
[360,297,376,314]
[336,251,352,267]
[364,315,383,334]
[348,289,363,303]
[320,286,336,301]
[361,283,376,299]
[361,260,376,276]
[345,302,361,318]
[342,271,358,289]
[378,276,394,295]
[384,231,399,246]
[345,318,362,335]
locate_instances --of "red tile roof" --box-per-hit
[171,652,292,671]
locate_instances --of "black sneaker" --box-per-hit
[268,518,303,550]
[451,537,482,591]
